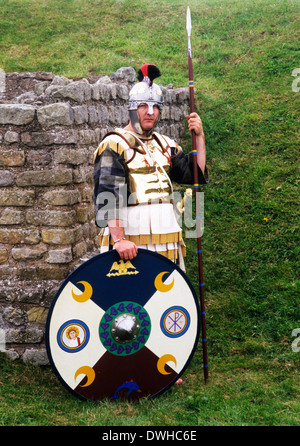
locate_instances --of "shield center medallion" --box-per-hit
[111,313,140,343]
[99,301,151,356]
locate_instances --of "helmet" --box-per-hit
[128,64,164,137]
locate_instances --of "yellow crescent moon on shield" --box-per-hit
[74,366,95,387]
[154,272,174,293]
[71,281,93,303]
[157,354,177,375]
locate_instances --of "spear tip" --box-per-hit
[186,6,192,36]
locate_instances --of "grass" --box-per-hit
[0,0,299,426]
[0,351,298,426]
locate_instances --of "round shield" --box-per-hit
[45,249,200,401]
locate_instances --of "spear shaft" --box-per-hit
[186,6,209,384]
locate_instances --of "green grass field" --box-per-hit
[0,0,299,426]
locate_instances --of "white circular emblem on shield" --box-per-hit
[57,320,90,353]
[160,306,190,338]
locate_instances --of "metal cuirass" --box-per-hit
[125,138,172,204]
[96,128,175,205]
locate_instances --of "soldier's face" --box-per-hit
[137,103,160,131]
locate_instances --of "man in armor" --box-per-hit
[93,64,208,271]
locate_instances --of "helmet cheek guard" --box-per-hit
[128,64,164,136]
[129,109,143,135]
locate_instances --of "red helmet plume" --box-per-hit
[137,64,161,86]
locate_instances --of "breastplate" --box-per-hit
[125,138,172,204]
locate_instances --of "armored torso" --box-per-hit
[95,128,178,205]
[125,135,172,204]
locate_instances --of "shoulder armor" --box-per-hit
[153,132,181,155]
[93,128,143,163]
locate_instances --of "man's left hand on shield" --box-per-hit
[115,239,138,260]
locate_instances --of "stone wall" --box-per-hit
[0,67,189,364]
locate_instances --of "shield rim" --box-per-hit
[45,248,201,401]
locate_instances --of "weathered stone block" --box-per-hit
[11,245,48,261]
[34,81,50,96]
[15,91,37,104]
[0,104,35,125]
[0,285,43,304]
[0,209,24,225]
[43,75,71,96]
[16,169,73,186]
[0,150,25,166]
[0,228,40,244]
[88,106,98,124]
[0,265,14,279]
[26,209,76,226]
[92,83,116,101]
[0,190,35,206]
[41,227,82,245]
[73,166,94,184]
[54,147,88,165]
[27,307,48,324]
[17,265,69,280]
[175,87,189,103]
[161,105,170,120]
[76,206,89,223]
[169,90,178,103]
[4,131,19,143]
[107,104,129,125]
[21,129,78,146]
[80,186,93,203]
[72,241,87,259]
[0,248,8,264]
[50,75,72,86]
[73,105,88,124]
[170,106,184,121]
[52,80,91,103]
[3,306,26,326]
[42,189,81,206]
[116,84,129,100]
[78,129,96,145]
[111,66,136,83]
[27,150,52,166]
[46,247,72,264]
[0,170,14,186]
[97,104,109,124]
[96,75,111,84]
[37,102,74,127]
[6,328,43,344]
[22,348,49,365]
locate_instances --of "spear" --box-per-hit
[186,6,209,384]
